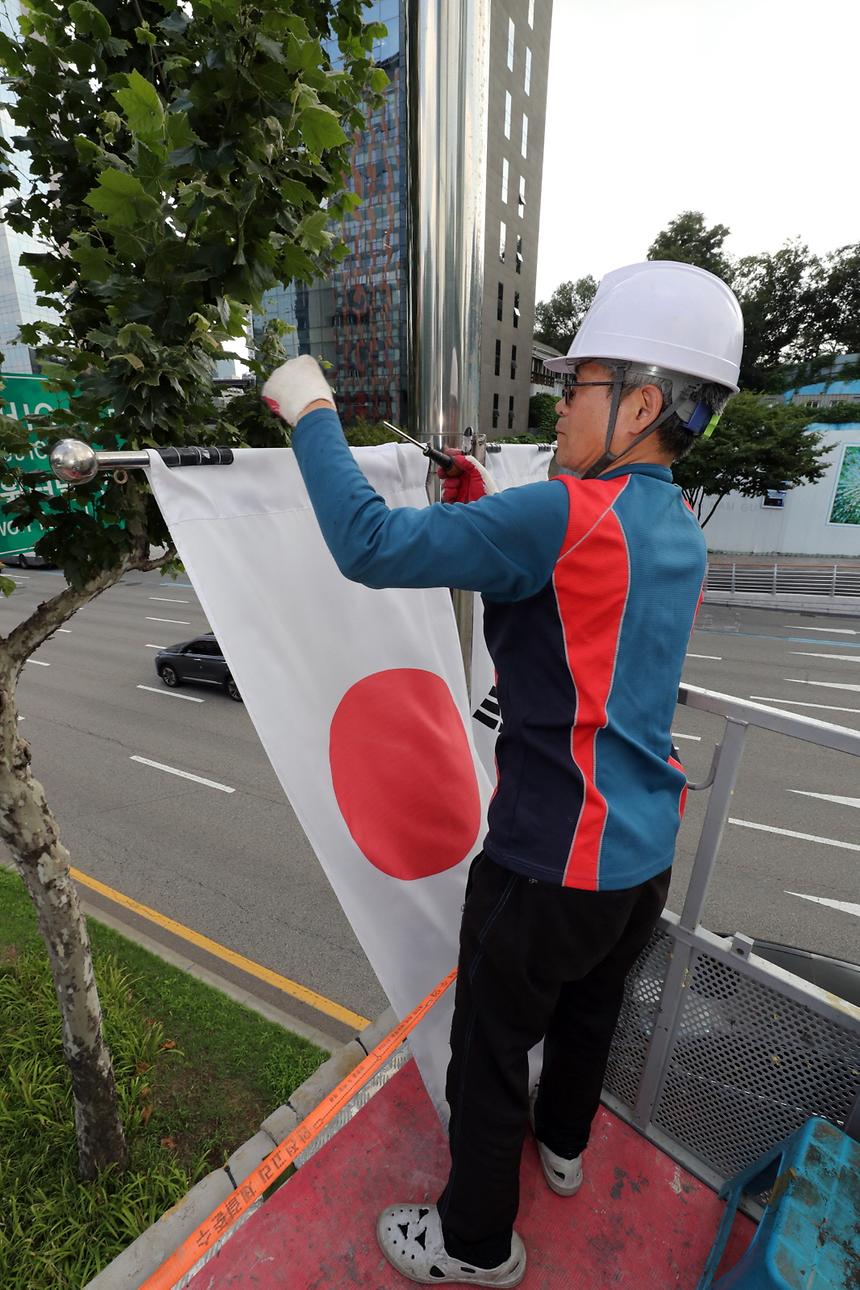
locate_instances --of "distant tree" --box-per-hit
[647,210,733,282]
[528,392,559,439]
[732,242,823,390]
[672,393,832,526]
[534,276,597,353]
[813,243,860,356]
[343,418,400,446]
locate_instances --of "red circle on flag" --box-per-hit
[329,668,482,880]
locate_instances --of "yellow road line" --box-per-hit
[70,866,370,1031]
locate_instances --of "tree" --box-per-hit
[647,210,733,282]
[528,392,558,439]
[731,242,823,390]
[0,0,383,1179]
[534,276,597,353]
[671,393,833,526]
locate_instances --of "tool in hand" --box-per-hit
[382,422,460,473]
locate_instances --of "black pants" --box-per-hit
[437,853,671,1268]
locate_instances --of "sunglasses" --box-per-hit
[562,378,616,405]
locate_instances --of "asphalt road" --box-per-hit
[1,569,858,1037]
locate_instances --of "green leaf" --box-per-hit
[84,169,161,227]
[297,105,347,155]
[369,68,389,93]
[114,353,144,371]
[134,25,156,47]
[0,574,16,597]
[279,178,315,205]
[72,243,112,284]
[255,33,286,63]
[68,0,111,40]
[298,209,332,252]
[114,70,164,145]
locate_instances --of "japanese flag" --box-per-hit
[147,447,494,1114]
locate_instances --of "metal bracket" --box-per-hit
[685,742,721,792]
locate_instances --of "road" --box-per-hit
[1,569,858,1040]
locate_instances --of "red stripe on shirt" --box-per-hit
[553,476,631,890]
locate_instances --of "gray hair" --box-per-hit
[607,361,731,461]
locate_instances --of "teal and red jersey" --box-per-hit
[293,408,706,891]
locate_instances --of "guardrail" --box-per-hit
[707,562,860,599]
[603,684,860,1190]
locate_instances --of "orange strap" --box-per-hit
[141,968,456,1290]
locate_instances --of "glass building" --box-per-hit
[255,0,552,434]
[254,1,407,426]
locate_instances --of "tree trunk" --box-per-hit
[0,542,174,1177]
[0,711,128,1177]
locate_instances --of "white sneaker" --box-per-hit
[376,1203,526,1286]
[529,1089,584,1197]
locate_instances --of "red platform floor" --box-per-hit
[188,1059,754,1289]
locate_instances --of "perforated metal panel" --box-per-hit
[650,950,860,1179]
[604,930,673,1110]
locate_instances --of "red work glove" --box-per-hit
[437,451,499,503]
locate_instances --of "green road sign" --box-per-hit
[0,372,70,560]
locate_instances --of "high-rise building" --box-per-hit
[0,0,55,375]
[254,0,551,434]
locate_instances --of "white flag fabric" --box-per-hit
[147,446,494,1113]
[483,443,554,490]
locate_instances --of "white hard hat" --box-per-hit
[543,261,743,393]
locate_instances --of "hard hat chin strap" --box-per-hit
[578,368,679,480]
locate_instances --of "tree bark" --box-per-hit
[0,541,175,1177]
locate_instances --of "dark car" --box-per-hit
[154,633,242,702]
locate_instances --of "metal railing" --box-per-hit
[602,684,860,1191]
[707,562,860,599]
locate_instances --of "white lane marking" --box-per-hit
[136,684,203,703]
[729,817,860,853]
[145,643,167,650]
[10,574,29,579]
[785,678,860,693]
[149,597,190,604]
[788,789,860,809]
[784,626,858,635]
[25,659,50,666]
[145,616,191,625]
[671,731,702,741]
[790,652,860,663]
[751,695,860,715]
[686,653,722,660]
[130,755,234,794]
[57,628,71,633]
[785,891,860,919]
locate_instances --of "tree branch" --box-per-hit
[700,493,728,528]
[2,560,131,670]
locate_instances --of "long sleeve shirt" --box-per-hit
[293,407,706,890]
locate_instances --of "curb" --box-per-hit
[85,1006,398,1289]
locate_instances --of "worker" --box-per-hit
[262,261,744,1288]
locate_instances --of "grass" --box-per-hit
[0,867,328,1288]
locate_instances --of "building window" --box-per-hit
[521,114,528,159]
[501,157,509,204]
[524,47,532,96]
[492,392,499,429]
[507,17,515,70]
[516,234,523,274]
[528,0,535,28]
[510,344,517,379]
[504,91,512,139]
[497,282,504,322]
[513,290,520,327]
[494,339,501,377]
[499,220,507,263]
[518,174,526,216]
[508,395,515,430]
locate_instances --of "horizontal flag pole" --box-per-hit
[49,438,234,486]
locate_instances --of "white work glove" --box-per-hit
[261,355,335,425]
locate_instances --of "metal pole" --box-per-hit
[678,717,749,932]
[405,0,491,696]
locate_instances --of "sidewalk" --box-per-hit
[184,1057,755,1288]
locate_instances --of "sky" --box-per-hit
[535,0,860,303]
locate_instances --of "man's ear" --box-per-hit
[635,383,665,429]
